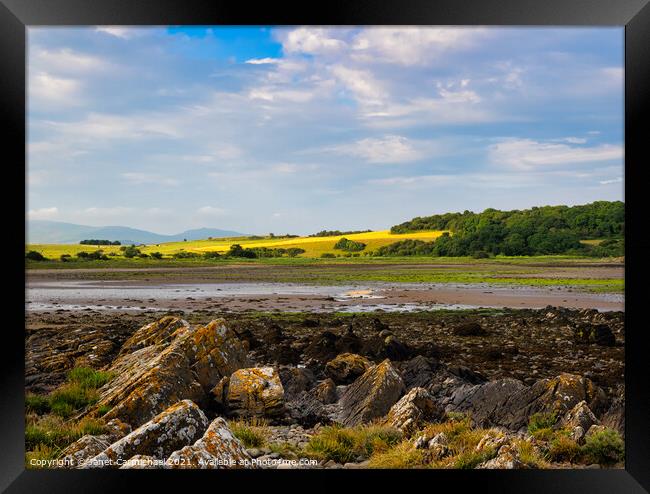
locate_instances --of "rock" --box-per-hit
[335,326,363,354]
[601,385,625,438]
[414,436,428,449]
[475,431,508,454]
[343,461,370,469]
[83,400,209,468]
[560,401,599,442]
[447,365,487,385]
[325,353,372,384]
[399,356,438,390]
[119,455,165,469]
[285,390,336,427]
[338,359,405,427]
[370,318,389,332]
[278,366,316,399]
[385,387,444,433]
[226,367,285,417]
[303,331,339,363]
[585,424,607,439]
[57,419,132,468]
[453,322,486,337]
[59,435,113,468]
[210,376,229,408]
[570,426,585,443]
[429,432,449,447]
[477,445,526,469]
[313,378,338,404]
[447,373,606,431]
[574,324,616,347]
[166,417,253,469]
[93,317,249,426]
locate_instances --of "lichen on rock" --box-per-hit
[338,359,405,427]
[82,400,209,468]
[226,367,285,418]
[166,417,253,469]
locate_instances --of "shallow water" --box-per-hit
[25,280,623,313]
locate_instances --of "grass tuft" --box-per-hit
[229,417,270,448]
[305,424,402,464]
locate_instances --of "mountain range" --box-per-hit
[27,220,246,245]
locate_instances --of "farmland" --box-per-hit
[27,230,447,260]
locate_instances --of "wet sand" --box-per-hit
[25,280,623,313]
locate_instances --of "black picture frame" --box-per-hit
[3,0,649,492]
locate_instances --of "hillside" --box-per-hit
[27,220,246,245]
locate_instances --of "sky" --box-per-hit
[27,26,624,235]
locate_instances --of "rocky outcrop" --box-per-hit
[83,400,209,468]
[225,367,285,417]
[278,366,316,399]
[447,373,606,431]
[325,353,372,384]
[561,400,599,443]
[166,417,252,469]
[313,378,338,404]
[338,359,405,427]
[399,356,438,390]
[92,317,249,426]
[384,387,444,434]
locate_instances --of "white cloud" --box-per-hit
[248,87,314,103]
[330,65,385,106]
[29,72,81,107]
[95,26,132,39]
[121,172,179,186]
[245,58,281,65]
[43,112,182,141]
[33,48,109,74]
[489,139,623,169]
[350,27,489,66]
[281,28,347,55]
[27,207,59,220]
[333,135,423,164]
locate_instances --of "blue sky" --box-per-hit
[27,26,623,235]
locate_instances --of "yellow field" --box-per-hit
[28,230,447,259]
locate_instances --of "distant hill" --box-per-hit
[27,220,246,245]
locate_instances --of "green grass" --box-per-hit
[528,412,558,435]
[582,428,625,465]
[25,414,106,451]
[26,367,114,419]
[228,418,270,448]
[305,424,402,464]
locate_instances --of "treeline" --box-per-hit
[79,239,121,245]
[309,230,372,237]
[173,245,306,260]
[385,201,624,257]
